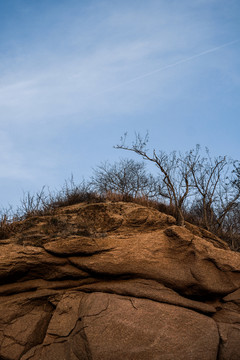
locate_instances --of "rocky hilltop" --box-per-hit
[0,201,240,360]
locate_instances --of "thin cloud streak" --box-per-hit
[99,39,240,94]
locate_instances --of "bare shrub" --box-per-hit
[0,207,18,240]
[47,176,101,210]
[114,133,240,250]
[14,177,101,221]
[91,158,158,199]
[17,186,49,219]
[115,133,198,225]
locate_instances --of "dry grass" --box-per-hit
[0,213,19,240]
[0,183,239,251]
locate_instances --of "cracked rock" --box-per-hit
[0,201,239,359]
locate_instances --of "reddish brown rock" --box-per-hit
[21,292,219,360]
[0,201,239,359]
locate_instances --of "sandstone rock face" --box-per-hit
[0,202,239,359]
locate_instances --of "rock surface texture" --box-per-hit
[0,201,240,360]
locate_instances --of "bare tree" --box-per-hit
[215,175,240,234]
[91,158,157,199]
[233,161,240,191]
[115,133,196,225]
[187,147,240,233]
[223,201,240,250]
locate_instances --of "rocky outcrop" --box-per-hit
[0,202,239,359]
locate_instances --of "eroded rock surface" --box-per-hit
[0,202,239,359]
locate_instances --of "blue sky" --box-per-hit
[0,0,239,209]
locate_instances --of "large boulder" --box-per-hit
[21,292,219,360]
[0,202,239,359]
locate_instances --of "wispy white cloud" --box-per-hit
[1,38,232,126]
[0,0,239,204]
[1,0,227,125]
